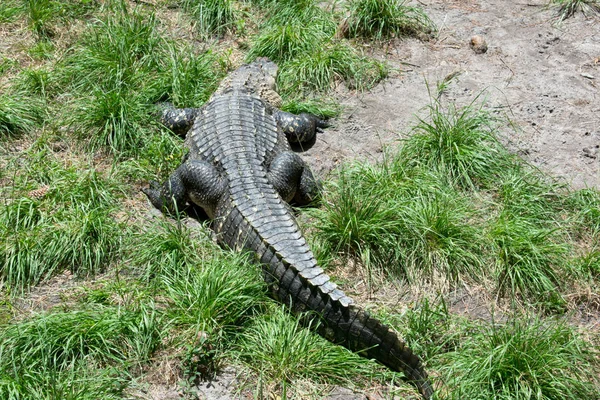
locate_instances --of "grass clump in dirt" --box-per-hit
[5,0,102,39]
[383,297,462,362]
[129,219,266,334]
[438,318,600,399]
[0,89,46,138]
[400,99,513,190]
[126,219,266,373]
[0,304,161,398]
[311,164,487,284]
[308,96,598,310]
[57,10,166,156]
[0,144,123,291]
[551,0,600,21]
[344,0,435,40]
[567,187,600,235]
[247,0,335,63]
[55,6,224,157]
[178,0,238,36]
[247,0,387,95]
[490,212,569,310]
[235,306,383,397]
[277,42,388,94]
[0,0,21,23]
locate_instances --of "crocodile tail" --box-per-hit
[316,298,433,399]
[217,202,433,398]
[279,272,433,399]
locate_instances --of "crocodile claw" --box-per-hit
[141,181,160,201]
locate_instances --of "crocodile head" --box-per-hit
[213,57,283,107]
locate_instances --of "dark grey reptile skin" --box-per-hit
[143,58,433,399]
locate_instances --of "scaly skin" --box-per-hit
[143,58,433,399]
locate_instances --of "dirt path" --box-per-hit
[303,0,600,190]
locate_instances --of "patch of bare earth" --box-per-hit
[302,0,600,191]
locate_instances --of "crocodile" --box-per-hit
[143,58,434,399]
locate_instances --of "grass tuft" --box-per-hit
[312,165,487,283]
[440,318,600,399]
[0,304,162,398]
[0,0,21,23]
[567,187,600,235]
[235,306,378,395]
[551,0,600,21]
[400,99,512,189]
[281,97,341,119]
[0,90,46,137]
[1,149,122,291]
[384,297,462,362]
[128,219,265,332]
[491,213,568,308]
[247,20,330,64]
[345,0,434,40]
[177,0,237,36]
[277,43,388,94]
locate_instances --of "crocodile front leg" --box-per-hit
[275,110,329,145]
[267,151,320,205]
[143,160,225,218]
[159,103,199,137]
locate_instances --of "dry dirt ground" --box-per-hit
[303,0,600,191]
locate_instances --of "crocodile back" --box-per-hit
[188,90,282,166]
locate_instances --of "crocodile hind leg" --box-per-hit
[274,110,329,145]
[143,160,225,218]
[158,103,199,138]
[267,151,320,205]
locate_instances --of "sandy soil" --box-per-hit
[302,0,600,190]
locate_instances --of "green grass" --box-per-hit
[129,220,266,322]
[4,0,103,38]
[0,90,46,137]
[235,306,384,397]
[55,7,225,157]
[0,0,22,23]
[551,0,600,21]
[280,97,341,119]
[400,99,513,189]
[568,187,600,235]
[575,247,600,279]
[248,0,386,95]
[312,163,488,284]
[57,11,164,155]
[309,97,599,312]
[176,0,237,36]
[345,0,434,40]
[439,318,600,399]
[14,68,53,97]
[381,297,462,362]
[491,213,568,309]
[0,197,120,291]
[277,42,388,94]
[0,304,160,398]
[0,362,127,400]
[1,145,122,291]
[247,19,331,64]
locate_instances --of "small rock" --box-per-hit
[470,35,488,54]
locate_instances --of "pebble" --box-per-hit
[470,35,488,54]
